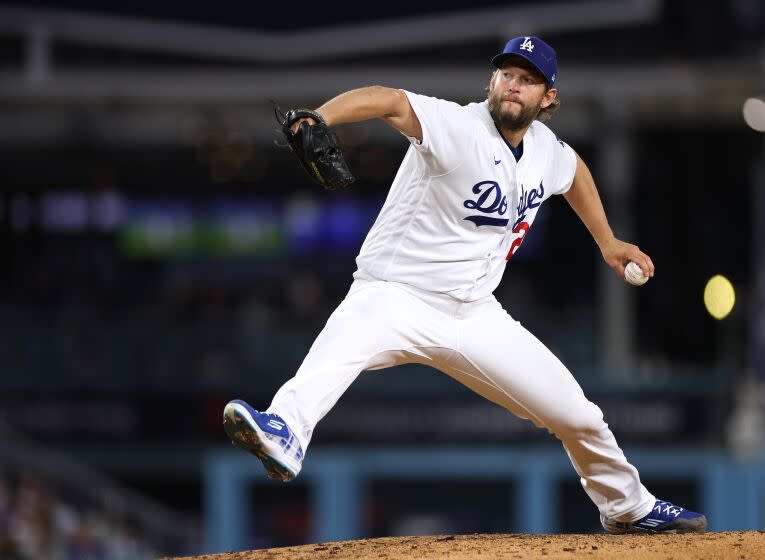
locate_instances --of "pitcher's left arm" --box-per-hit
[563,151,654,281]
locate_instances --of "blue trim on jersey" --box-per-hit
[495,123,524,162]
[507,140,523,161]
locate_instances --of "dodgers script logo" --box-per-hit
[463,181,509,227]
[463,179,545,229]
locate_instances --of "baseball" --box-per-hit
[624,261,649,286]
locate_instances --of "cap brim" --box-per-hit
[491,52,551,87]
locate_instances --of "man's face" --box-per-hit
[488,58,554,131]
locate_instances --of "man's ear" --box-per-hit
[541,87,557,109]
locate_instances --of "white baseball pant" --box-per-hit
[268,278,655,522]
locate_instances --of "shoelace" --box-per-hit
[653,502,684,518]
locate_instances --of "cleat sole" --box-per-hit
[601,513,707,535]
[223,407,296,482]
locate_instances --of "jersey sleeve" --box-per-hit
[401,90,475,174]
[547,134,577,196]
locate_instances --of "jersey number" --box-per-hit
[506,221,529,261]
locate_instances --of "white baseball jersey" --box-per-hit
[268,91,656,523]
[354,91,577,301]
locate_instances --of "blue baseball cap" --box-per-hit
[491,36,558,88]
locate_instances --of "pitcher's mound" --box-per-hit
[169,530,765,559]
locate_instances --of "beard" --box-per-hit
[488,89,541,131]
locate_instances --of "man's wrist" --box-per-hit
[595,232,616,252]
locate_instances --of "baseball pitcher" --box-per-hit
[224,36,706,534]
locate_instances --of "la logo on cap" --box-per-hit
[520,37,534,52]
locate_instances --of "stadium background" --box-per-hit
[0,0,764,557]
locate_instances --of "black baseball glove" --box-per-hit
[275,107,355,190]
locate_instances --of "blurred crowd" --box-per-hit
[1,243,344,391]
[0,471,157,560]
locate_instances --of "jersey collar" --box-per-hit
[495,122,524,162]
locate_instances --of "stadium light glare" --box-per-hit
[743,97,765,131]
[704,274,736,320]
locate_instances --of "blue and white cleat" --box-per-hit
[223,399,303,482]
[601,500,707,534]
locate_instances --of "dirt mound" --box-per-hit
[168,530,765,559]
